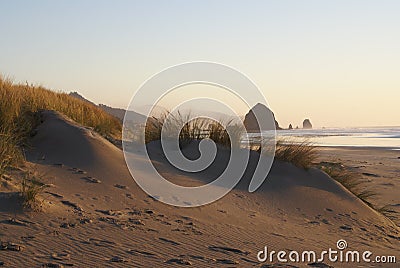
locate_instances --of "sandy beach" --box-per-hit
[317,147,400,225]
[0,111,398,267]
[1,1,400,267]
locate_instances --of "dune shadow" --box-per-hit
[0,192,24,213]
[145,140,354,198]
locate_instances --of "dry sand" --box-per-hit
[318,147,400,225]
[0,111,399,267]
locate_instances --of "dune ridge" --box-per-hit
[0,110,398,267]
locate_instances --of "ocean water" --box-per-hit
[248,127,400,150]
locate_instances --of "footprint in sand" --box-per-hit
[128,249,158,258]
[60,222,76,228]
[216,259,239,265]
[157,220,171,226]
[45,192,64,199]
[235,193,245,199]
[110,256,128,263]
[96,209,123,216]
[88,238,117,247]
[41,263,64,268]
[70,168,87,174]
[82,176,101,183]
[159,237,181,246]
[51,253,70,261]
[144,209,155,215]
[321,219,330,225]
[114,184,128,189]
[79,218,92,224]
[128,219,145,226]
[0,242,23,251]
[339,225,353,231]
[208,246,250,256]
[21,236,35,241]
[362,172,380,177]
[61,200,84,212]
[180,216,192,221]
[165,258,192,265]
[2,218,31,227]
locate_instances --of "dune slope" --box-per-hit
[0,110,398,267]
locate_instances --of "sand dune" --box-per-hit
[0,110,399,267]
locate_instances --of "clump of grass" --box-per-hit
[320,164,377,208]
[208,121,243,149]
[272,139,318,169]
[19,172,47,210]
[377,205,398,221]
[0,132,23,178]
[144,110,243,148]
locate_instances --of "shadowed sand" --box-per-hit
[0,111,399,267]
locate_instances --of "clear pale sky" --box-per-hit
[1,1,399,128]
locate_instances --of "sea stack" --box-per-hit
[244,103,281,132]
[288,124,293,130]
[303,119,313,129]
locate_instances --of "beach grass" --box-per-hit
[273,139,318,169]
[19,171,47,210]
[320,164,378,209]
[0,75,122,174]
[144,110,243,148]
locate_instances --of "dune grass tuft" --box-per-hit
[144,111,243,148]
[19,171,47,210]
[320,164,378,209]
[273,139,318,169]
[377,205,398,221]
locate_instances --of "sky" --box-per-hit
[0,0,399,128]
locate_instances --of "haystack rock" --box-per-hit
[244,103,281,132]
[303,119,313,129]
[288,124,293,130]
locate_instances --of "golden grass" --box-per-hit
[0,76,121,137]
[0,75,122,176]
[144,111,243,148]
[320,164,378,209]
[273,139,318,169]
[19,171,47,210]
[323,165,398,220]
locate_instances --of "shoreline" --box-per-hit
[316,145,400,151]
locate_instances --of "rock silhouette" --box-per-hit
[244,103,281,132]
[303,119,313,129]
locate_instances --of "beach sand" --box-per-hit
[318,147,400,225]
[0,111,399,267]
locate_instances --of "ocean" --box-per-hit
[247,127,400,150]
